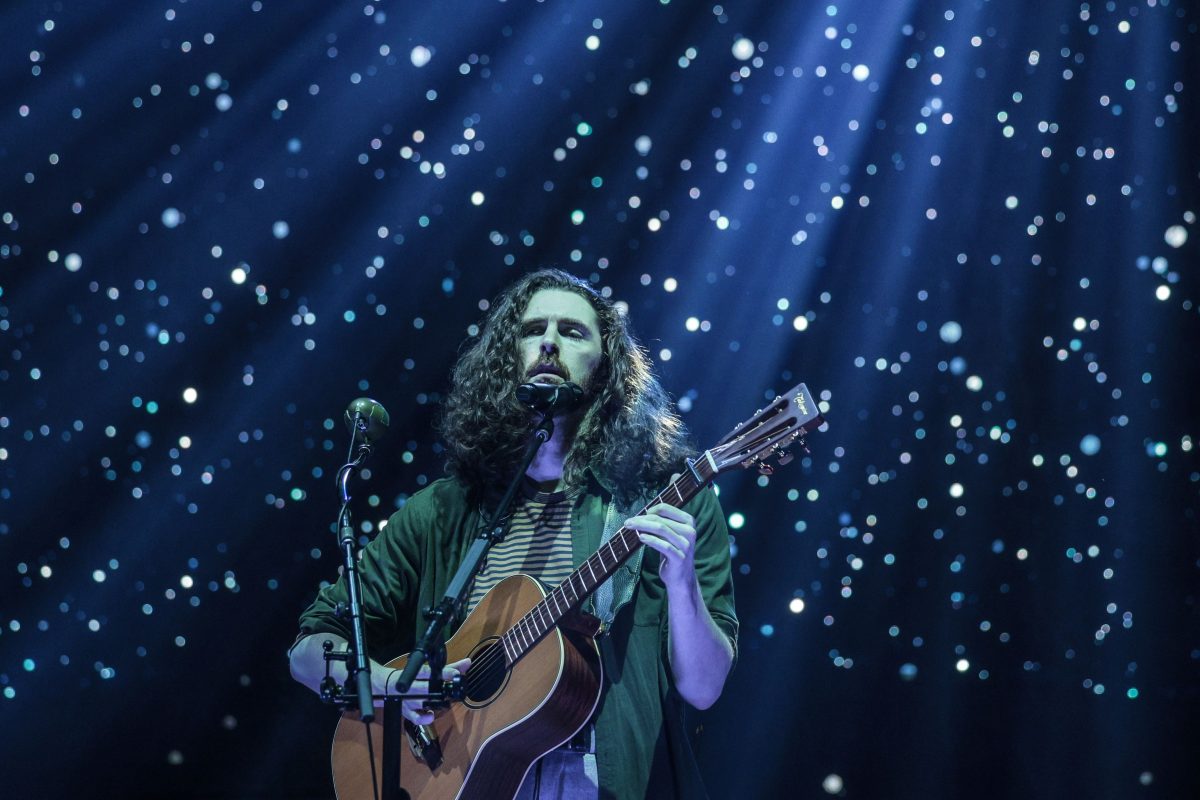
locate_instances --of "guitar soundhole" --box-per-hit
[463,638,509,708]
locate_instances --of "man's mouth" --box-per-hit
[528,363,568,383]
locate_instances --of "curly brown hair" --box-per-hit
[438,268,693,506]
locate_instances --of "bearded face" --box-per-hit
[516,289,604,395]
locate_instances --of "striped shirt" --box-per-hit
[467,481,576,613]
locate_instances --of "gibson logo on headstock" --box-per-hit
[795,392,810,416]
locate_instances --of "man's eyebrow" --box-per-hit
[521,315,595,331]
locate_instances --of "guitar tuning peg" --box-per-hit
[776,450,794,466]
[798,438,810,455]
[758,461,774,476]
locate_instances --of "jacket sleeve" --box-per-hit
[685,486,739,665]
[291,495,426,657]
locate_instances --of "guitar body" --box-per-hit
[331,574,603,800]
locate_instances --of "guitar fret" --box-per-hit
[673,482,684,504]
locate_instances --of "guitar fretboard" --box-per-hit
[496,451,718,665]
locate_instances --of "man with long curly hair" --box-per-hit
[290,269,737,799]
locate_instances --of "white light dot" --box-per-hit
[410,46,432,67]
[1155,285,1170,301]
[471,191,484,206]
[732,38,755,61]
[822,774,844,794]
[1164,225,1187,248]
[230,267,247,285]
[215,93,232,111]
[956,658,970,672]
[793,316,809,331]
[851,64,870,81]
[789,598,805,613]
[182,387,198,404]
[939,321,962,343]
[162,208,182,228]
[728,512,745,529]
[663,277,677,292]
[272,220,290,239]
[585,35,600,50]
[64,252,82,272]
[949,482,964,498]
[634,135,653,156]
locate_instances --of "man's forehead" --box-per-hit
[521,288,599,327]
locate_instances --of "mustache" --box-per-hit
[526,360,569,381]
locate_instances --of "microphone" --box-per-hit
[343,397,390,444]
[516,381,584,415]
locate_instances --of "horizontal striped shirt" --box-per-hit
[467,481,576,613]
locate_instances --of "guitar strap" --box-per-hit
[590,497,645,631]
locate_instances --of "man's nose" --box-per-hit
[539,331,560,353]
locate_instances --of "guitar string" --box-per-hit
[460,523,645,692]
[400,408,808,699]
[462,467,706,682]
[460,470,708,693]
[402,417,806,698]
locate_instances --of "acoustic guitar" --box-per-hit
[331,382,824,800]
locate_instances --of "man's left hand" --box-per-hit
[625,503,697,593]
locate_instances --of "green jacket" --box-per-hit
[296,470,738,799]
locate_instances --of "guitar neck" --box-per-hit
[497,451,719,664]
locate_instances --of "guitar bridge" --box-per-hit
[404,719,443,770]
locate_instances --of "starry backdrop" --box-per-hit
[2,1,1198,798]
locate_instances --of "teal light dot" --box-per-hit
[1126,687,1138,699]
[157,330,170,345]
[728,512,745,529]
[3,687,14,699]
[418,215,430,227]
[132,396,143,408]
[570,209,585,225]
[146,401,159,414]
[590,176,603,188]
[23,658,35,671]
[343,310,356,323]
[289,487,305,501]
[576,122,592,136]
[760,624,774,637]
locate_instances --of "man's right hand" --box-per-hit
[377,658,472,725]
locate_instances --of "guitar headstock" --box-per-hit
[709,382,825,476]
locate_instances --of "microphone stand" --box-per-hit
[321,411,379,722]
